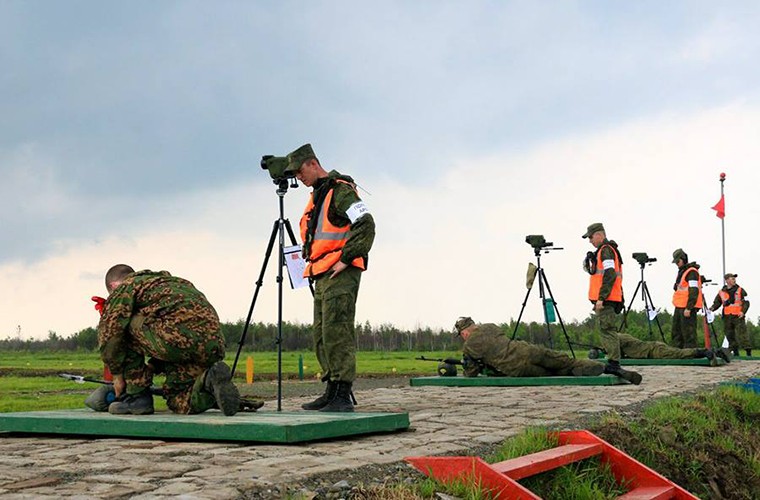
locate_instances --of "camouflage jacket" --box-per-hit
[710,285,750,314]
[97,270,220,374]
[307,170,376,267]
[673,262,701,310]
[461,323,512,377]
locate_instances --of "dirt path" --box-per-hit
[1,362,759,499]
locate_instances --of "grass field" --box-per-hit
[0,350,466,412]
[0,350,464,376]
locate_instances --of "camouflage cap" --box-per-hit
[454,316,475,335]
[672,248,687,264]
[724,273,738,279]
[285,143,318,174]
[582,222,605,239]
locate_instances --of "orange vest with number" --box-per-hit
[719,287,744,315]
[672,267,703,309]
[588,244,623,302]
[300,180,366,278]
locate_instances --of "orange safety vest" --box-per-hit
[672,267,703,309]
[588,244,623,302]
[300,180,366,278]
[719,287,744,316]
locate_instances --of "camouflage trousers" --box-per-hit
[312,266,361,383]
[722,314,750,351]
[671,308,698,349]
[493,341,603,377]
[618,333,699,359]
[596,304,622,362]
[122,314,226,414]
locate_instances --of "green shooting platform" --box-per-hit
[0,409,410,443]
[409,375,628,387]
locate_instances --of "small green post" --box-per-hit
[298,354,304,381]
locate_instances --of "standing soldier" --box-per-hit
[710,273,751,356]
[97,264,241,416]
[671,249,702,348]
[285,144,375,412]
[582,223,643,384]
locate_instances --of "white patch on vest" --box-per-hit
[346,201,370,224]
[602,259,615,270]
[688,280,699,288]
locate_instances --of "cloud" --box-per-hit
[2,102,759,339]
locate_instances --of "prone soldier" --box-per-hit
[454,317,642,384]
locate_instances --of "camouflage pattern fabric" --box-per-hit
[598,242,619,300]
[312,170,375,266]
[618,333,700,359]
[671,307,698,349]
[98,270,226,414]
[596,304,622,362]
[312,266,361,383]
[462,324,604,377]
[722,315,750,350]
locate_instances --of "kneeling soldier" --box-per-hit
[95,264,242,416]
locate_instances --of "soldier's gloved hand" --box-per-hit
[91,296,106,315]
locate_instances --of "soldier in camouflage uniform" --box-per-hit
[710,273,752,356]
[615,332,728,364]
[97,264,241,416]
[582,223,643,385]
[670,249,702,349]
[454,317,609,378]
[285,144,375,412]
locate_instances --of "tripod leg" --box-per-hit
[231,221,280,378]
[619,281,641,332]
[511,286,534,340]
[540,269,575,358]
[643,283,667,343]
[537,269,555,349]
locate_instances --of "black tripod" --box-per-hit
[231,177,313,411]
[511,243,575,358]
[618,260,666,342]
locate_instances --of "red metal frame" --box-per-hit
[405,430,698,499]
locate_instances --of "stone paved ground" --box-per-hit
[1,362,759,499]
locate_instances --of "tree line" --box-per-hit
[2,310,759,352]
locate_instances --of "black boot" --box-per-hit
[747,349,752,357]
[108,390,154,415]
[319,381,355,412]
[698,349,718,366]
[732,348,740,356]
[203,361,240,416]
[715,348,731,364]
[302,381,337,410]
[604,361,642,385]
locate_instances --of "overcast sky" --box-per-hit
[2,1,759,340]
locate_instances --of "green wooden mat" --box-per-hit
[0,409,409,443]
[734,355,760,361]
[409,375,628,387]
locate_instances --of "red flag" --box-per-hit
[711,194,725,219]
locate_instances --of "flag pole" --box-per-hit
[719,172,726,283]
